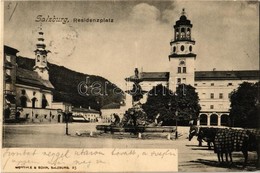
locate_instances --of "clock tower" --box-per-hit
[168,9,196,91]
[33,27,50,81]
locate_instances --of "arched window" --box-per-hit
[20,90,27,107]
[42,55,46,63]
[221,114,229,126]
[20,96,27,108]
[42,94,48,109]
[200,114,207,125]
[187,28,190,37]
[210,114,218,126]
[175,29,179,39]
[173,46,176,53]
[189,45,192,52]
[180,28,185,38]
[31,97,37,108]
[37,55,40,62]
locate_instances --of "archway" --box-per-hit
[200,114,207,125]
[210,114,218,126]
[221,114,229,126]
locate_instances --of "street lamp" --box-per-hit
[175,110,178,139]
[65,105,70,135]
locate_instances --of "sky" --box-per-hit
[4,0,259,88]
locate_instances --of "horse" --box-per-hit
[214,128,260,168]
[189,126,220,149]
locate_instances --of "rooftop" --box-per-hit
[16,68,54,90]
[72,107,100,114]
[126,72,170,82]
[195,70,260,81]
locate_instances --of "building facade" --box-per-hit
[125,9,259,127]
[3,46,19,120]
[72,107,100,122]
[3,29,62,123]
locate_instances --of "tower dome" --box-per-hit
[168,8,196,91]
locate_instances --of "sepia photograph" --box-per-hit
[1,0,259,172]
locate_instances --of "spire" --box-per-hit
[33,25,50,80]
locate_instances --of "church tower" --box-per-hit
[33,27,50,80]
[168,9,196,91]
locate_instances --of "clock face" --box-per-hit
[179,60,185,65]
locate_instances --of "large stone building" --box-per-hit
[125,9,259,127]
[4,27,103,124]
[3,29,63,123]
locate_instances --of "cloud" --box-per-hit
[4,1,259,87]
[129,3,160,24]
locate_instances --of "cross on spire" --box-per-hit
[181,8,186,16]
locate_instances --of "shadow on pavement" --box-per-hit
[190,159,259,171]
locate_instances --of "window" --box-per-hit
[182,78,186,83]
[181,45,185,51]
[210,105,214,109]
[43,55,46,63]
[21,89,26,95]
[228,83,233,86]
[194,83,197,86]
[31,97,37,108]
[177,78,181,84]
[210,93,214,99]
[37,55,40,62]
[179,60,185,65]
[20,96,27,108]
[219,93,223,99]
[183,67,186,73]
[211,83,214,86]
[189,45,192,52]
[6,55,11,62]
[178,67,181,73]
[6,69,11,75]
[173,46,176,52]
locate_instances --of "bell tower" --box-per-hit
[33,27,50,80]
[168,9,196,91]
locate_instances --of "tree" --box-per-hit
[142,84,173,124]
[142,84,201,126]
[230,82,259,128]
[175,84,201,124]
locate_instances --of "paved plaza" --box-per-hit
[2,123,259,172]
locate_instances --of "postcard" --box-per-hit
[1,0,259,172]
